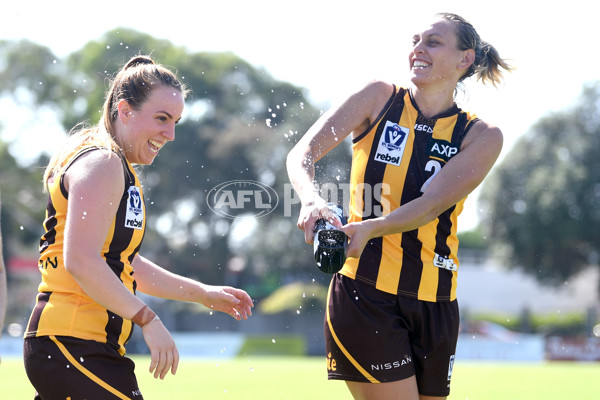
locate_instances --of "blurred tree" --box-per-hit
[0,39,64,106]
[480,83,600,296]
[0,29,352,303]
[0,39,57,259]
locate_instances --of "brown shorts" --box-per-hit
[24,336,142,400]
[324,274,459,397]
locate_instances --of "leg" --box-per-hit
[346,376,420,400]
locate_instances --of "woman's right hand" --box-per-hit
[297,199,342,244]
[141,319,179,379]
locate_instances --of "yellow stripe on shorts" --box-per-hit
[326,279,380,383]
[49,335,132,400]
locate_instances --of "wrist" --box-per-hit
[302,196,326,208]
[366,217,387,238]
[131,305,158,328]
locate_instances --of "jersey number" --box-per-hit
[420,160,442,193]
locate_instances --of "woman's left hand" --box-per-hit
[340,221,375,259]
[201,285,254,320]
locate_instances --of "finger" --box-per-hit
[171,346,180,376]
[305,222,314,244]
[297,215,304,230]
[160,350,174,380]
[235,305,248,320]
[155,351,166,379]
[149,351,158,375]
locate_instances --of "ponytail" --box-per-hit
[437,13,512,87]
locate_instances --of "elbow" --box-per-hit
[63,250,92,279]
[419,196,453,226]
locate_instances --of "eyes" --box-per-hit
[412,35,442,48]
[156,115,181,124]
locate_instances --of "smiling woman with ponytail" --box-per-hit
[23,55,254,400]
[287,12,511,400]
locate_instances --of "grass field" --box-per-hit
[2,356,599,399]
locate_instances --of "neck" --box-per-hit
[409,83,457,119]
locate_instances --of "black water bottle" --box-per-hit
[313,203,348,274]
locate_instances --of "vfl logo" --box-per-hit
[374,121,409,166]
[207,180,278,219]
[125,186,144,230]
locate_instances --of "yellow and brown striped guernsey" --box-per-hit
[340,86,479,302]
[25,145,146,355]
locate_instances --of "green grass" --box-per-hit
[2,356,599,399]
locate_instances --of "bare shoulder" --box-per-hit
[347,80,395,125]
[462,118,503,151]
[358,79,395,102]
[64,149,125,192]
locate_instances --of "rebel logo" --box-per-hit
[374,121,409,166]
[125,186,144,230]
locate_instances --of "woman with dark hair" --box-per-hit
[24,55,254,400]
[287,13,511,400]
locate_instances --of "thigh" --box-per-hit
[24,336,142,400]
[325,274,415,383]
[346,376,420,400]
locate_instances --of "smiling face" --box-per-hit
[115,85,184,165]
[408,18,475,88]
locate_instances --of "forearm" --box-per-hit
[65,254,146,321]
[366,194,443,238]
[133,255,206,303]
[286,145,322,206]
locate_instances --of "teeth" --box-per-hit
[148,140,163,152]
[413,61,430,68]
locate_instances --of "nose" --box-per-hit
[163,124,176,142]
[412,39,425,54]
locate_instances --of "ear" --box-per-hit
[117,99,133,124]
[458,48,476,71]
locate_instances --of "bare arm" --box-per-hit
[286,80,394,242]
[63,150,177,379]
[341,120,503,258]
[133,255,253,320]
[63,151,146,318]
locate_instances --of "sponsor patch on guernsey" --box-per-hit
[125,186,144,230]
[374,121,409,166]
[427,138,459,163]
